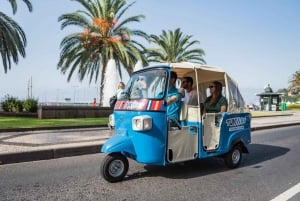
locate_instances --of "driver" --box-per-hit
[166,71,181,126]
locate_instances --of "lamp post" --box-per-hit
[72,85,78,103]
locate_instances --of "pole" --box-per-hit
[30,76,32,99]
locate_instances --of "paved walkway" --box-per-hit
[1,112,300,165]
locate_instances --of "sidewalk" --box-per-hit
[1,112,300,165]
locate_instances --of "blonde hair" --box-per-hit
[118,82,125,89]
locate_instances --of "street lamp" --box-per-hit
[72,85,78,103]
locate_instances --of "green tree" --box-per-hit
[0,0,33,73]
[290,70,300,86]
[57,0,148,105]
[147,28,206,64]
[289,70,300,95]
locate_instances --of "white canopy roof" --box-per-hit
[168,62,247,113]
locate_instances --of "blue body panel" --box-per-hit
[102,110,168,165]
[198,113,251,158]
[102,111,251,164]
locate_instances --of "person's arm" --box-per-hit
[178,88,185,98]
[220,105,227,112]
[219,97,228,112]
[167,95,178,105]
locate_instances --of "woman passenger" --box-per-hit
[204,81,228,113]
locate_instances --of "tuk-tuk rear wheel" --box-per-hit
[101,153,129,183]
[224,145,242,169]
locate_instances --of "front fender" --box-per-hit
[101,135,136,157]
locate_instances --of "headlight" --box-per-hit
[132,115,152,131]
[109,114,115,127]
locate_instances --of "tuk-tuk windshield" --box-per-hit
[121,69,167,100]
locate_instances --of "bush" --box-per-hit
[1,95,38,113]
[287,103,300,110]
[1,95,23,112]
[286,94,300,103]
[23,98,38,112]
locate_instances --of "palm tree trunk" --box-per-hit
[98,58,106,106]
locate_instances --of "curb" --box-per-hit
[0,144,104,165]
[251,122,300,131]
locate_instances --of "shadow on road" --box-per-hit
[124,143,289,181]
[241,143,290,167]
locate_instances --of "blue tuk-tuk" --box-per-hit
[100,62,251,182]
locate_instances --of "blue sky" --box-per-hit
[0,0,299,104]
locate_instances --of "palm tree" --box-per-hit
[57,0,148,105]
[0,0,33,73]
[146,28,206,64]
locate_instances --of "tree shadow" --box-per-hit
[124,143,289,181]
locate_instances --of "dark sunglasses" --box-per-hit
[209,85,215,88]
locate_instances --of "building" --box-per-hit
[256,84,284,111]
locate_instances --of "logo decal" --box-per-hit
[226,117,247,131]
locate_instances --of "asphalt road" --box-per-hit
[0,125,299,201]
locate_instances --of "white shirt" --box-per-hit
[182,89,198,105]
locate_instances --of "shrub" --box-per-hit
[1,95,38,113]
[285,93,300,103]
[23,98,38,112]
[1,95,23,112]
[287,103,300,110]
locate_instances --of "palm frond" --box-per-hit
[147,28,206,64]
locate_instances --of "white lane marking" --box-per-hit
[270,182,300,201]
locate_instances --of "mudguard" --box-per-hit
[230,137,249,153]
[101,135,136,157]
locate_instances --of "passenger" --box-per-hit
[166,71,181,126]
[131,76,147,98]
[116,81,125,99]
[108,81,126,128]
[181,76,198,106]
[109,81,125,108]
[204,81,228,113]
[178,87,185,98]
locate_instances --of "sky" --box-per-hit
[0,0,300,105]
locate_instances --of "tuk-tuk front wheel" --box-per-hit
[101,153,129,183]
[224,145,242,168]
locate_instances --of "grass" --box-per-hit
[250,111,292,117]
[0,117,108,129]
[251,105,300,117]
